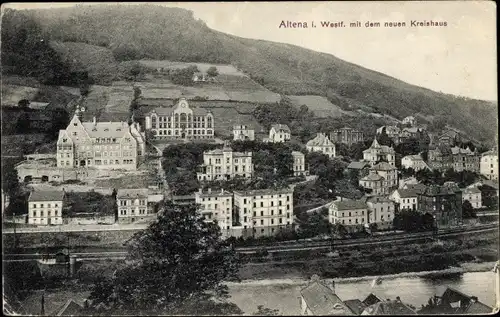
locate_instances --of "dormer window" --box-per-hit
[73,123,77,126]
[104,128,109,132]
[116,128,121,131]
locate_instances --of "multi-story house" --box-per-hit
[371,162,398,189]
[480,150,498,180]
[232,125,255,141]
[376,126,401,139]
[292,151,307,176]
[451,146,480,173]
[365,196,395,230]
[328,198,368,233]
[390,188,419,212]
[362,139,395,166]
[28,190,64,225]
[418,185,463,228]
[461,187,482,209]
[306,133,336,159]
[360,171,386,196]
[401,154,430,171]
[116,189,150,224]
[233,188,294,238]
[266,124,291,143]
[196,142,253,181]
[57,112,146,171]
[427,145,453,171]
[144,98,214,140]
[329,127,364,145]
[402,116,416,126]
[195,188,234,236]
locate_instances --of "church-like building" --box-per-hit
[56,110,146,171]
[144,98,214,140]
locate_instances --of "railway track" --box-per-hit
[3,223,497,261]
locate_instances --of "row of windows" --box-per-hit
[208,158,251,164]
[119,199,147,206]
[200,197,231,203]
[242,204,291,213]
[242,195,291,204]
[156,129,213,136]
[334,210,365,217]
[152,115,211,122]
[242,213,291,223]
[32,210,61,217]
[119,209,147,215]
[94,159,134,165]
[253,210,291,217]
[31,203,59,208]
[153,122,211,129]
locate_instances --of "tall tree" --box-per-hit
[86,202,241,315]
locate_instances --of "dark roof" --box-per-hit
[347,161,369,170]
[440,287,493,314]
[362,300,417,315]
[300,280,355,315]
[270,124,291,133]
[464,301,493,314]
[343,299,366,315]
[362,293,383,306]
[419,185,458,197]
[370,162,397,171]
[28,190,64,202]
[396,189,420,198]
[404,183,426,193]
[333,199,367,211]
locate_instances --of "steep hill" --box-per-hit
[11,4,499,144]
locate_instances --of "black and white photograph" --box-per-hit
[1,1,498,315]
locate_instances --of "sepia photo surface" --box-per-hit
[1,1,498,315]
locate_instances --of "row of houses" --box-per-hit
[299,275,493,315]
[25,189,163,226]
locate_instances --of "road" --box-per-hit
[3,223,497,262]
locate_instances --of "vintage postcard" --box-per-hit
[1,1,498,315]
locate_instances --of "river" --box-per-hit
[227,271,496,315]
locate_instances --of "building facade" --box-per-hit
[196,143,253,181]
[267,124,291,143]
[365,196,395,230]
[362,139,395,166]
[376,126,401,139]
[195,188,234,235]
[462,187,482,209]
[328,198,368,233]
[418,185,463,228]
[57,113,146,171]
[401,154,429,171]
[330,127,364,145]
[2,189,9,215]
[402,116,416,126]
[233,188,294,238]
[371,162,398,189]
[116,189,151,224]
[428,146,453,171]
[292,151,307,176]
[451,146,480,173]
[480,151,498,180]
[306,133,336,159]
[144,98,214,140]
[233,125,255,141]
[28,190,64,225]
[360,172,386,196]
[390,188,419,212]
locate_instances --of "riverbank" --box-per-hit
[229,261,497,287]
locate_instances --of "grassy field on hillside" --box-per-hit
[137,60,246,76]
[288,95,353,118]
[1,85,40,106]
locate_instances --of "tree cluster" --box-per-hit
[392,210,435,232]
[166,65,199,86]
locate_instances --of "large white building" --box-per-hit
[57,112,146,171]
[462,187,482,209]
[363,139,395,167]
[195,188,234,235]
[480,151,498,180]
[306,133,336,159]
[144,98,214,140]
[292,151,307,176]
[266,124,291,143]
[116,189,152,224]
[401,154,429,171]
[233,125,255,141]
[233,188,294,238]
[390,188,419,212]
[28,190,64,225]
[402,116,416,126]
[328,198,368,232]
[365,196,395,230]
[197,142,253,181]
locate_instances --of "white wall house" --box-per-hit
[292,151,307,176]
[306,133,336,159]
[196,142,253,181]
[462,187,482,209]
[390,188,419,211]
[362,139,395,167]
[267,124,291,143]
[195,188,234,236]
[28,190,64,225]
[401,154,429,171]
[480,151,498,180]
[116,189,152,224]
[233,125,255,141]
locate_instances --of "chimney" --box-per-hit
[93,116,96,125]
[221,188,224,194]
[470,296,478,303]
[396,296,401,302]
[331,280,336,294]
[208,188,212,194]
[198,188,202,194]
